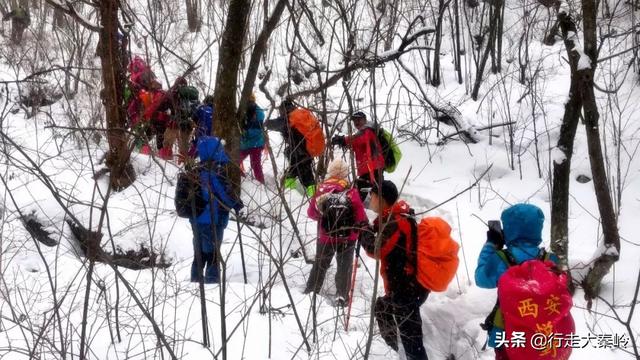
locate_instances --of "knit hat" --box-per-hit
[371,180,399,205]
[327,159,349,179]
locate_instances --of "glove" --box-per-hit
[486,228,504,249]
[331,135,346,147]
[233,199,244,212]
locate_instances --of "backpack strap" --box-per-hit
[495,249,517,267]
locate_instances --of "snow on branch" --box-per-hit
[45,0,101,32]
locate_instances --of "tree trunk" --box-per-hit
[212,0,251,196]
[580,0,620,300]
[186,0,201,32]
[98,0,135,191]
[431,0,447,86]
[236,0,287,124]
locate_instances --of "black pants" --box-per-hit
[375,294,429,360]
[285,147,315,188]
[356,168,384,201]
[305,241,355,298]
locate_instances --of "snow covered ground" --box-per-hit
[1,1,639,359]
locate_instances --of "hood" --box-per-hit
[501,203,544,247]
[384,200,412,217]
[197,136,229,163]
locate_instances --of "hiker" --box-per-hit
[194,95,214,140]
[129,80,169,155]
[359,180,428,360]
[145,78,198,161]
[332,111,385,200]
[475,203,560,360]
[190,136,243,283]
[2,6,30,45]
[303,159,367,305]
[165,78,199,162]
[264,99,325,196]
[239,94,266,184]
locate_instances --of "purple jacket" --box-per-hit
[307,178,367,244]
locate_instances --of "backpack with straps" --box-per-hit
[481,249,575,359]
[407,216,460,292]
[174,85,199,131]
[497,253,575,360]
[288,108,326,157]
[320,191,355,239]
[175,166,207,218]
[376,128,402,173]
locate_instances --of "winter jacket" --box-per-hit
[307,178,367,245]
[361,201,428,304]
[142,89,171,126]
[192,137,242,226]
[474,203,558,348]
[240,103,266,150]
[344,123,385,177]
[194,104,213,139]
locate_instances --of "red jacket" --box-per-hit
[345,125,385,177]
[307,178,367,244]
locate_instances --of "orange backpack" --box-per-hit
[288,108,325,157]
[411,217,460,292]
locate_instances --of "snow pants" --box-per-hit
[285,147,315,188]
[190,222,224,283]
[375,293,429,360]
[240,147,265,184]
[305,240,354,299]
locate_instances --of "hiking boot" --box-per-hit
[334,296,346,307]
[306,185,316,197]
[283,177,298,190]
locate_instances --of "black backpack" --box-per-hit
[175,85,199,131]
[175,167,207,218]
[320,191,355,238]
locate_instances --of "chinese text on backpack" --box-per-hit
[288,108,325,157]
[175,85,199,131]
[376,128,402,173]
[175,168,207,218]
[498,260,575,360]
[320,191,355,238]
[411,217,459,292]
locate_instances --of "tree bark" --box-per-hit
[580,0,621,299]
[98,0,135,190]
[212,0,251,197]
[186,0,201,32]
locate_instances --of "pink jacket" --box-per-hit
[307,178,368,244]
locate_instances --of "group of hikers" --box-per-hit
[130,58,574,360]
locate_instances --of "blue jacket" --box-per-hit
[194,105,213,139]
[240,104,265,150]
[474,204,558,347]
[192,137,241,226]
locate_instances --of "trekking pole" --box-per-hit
[344,242,361,332]
[235,209,248,284]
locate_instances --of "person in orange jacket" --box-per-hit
[359,180,429,360]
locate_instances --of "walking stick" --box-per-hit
[344,242,360,332]
[235,209,248,284]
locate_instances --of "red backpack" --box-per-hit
[498,259,575,360]
[288,108,325,157]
